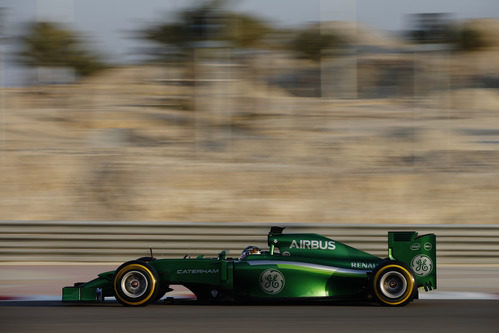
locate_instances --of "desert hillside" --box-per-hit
[1,21,498,224]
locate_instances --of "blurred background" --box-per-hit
[0,0,498,224]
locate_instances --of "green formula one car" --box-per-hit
[63,227,436,306]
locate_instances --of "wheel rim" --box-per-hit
[121,270,148,298]
[379,271,407,299]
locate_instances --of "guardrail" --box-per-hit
[1,221,498,264]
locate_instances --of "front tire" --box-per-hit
[371,261,416,306]
[113,260,159,306]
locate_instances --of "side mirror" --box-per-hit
[218,250,226,260]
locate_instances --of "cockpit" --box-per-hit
[240,246,262,259]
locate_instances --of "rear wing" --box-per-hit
[388,231,437,291]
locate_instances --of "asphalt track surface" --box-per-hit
[1,300,498,332]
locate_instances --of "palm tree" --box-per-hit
[289,26,345,62]
[139,0,272,62]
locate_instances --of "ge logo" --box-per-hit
[259,269,285,294]
[411,255,433,277]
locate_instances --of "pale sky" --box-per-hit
[1,0,499,85]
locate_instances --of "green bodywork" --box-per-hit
[388,231,437,291]
[62,229,437,302]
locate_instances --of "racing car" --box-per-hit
[62,227,436,306]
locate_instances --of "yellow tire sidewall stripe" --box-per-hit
[373,264,415,306]
[114,264,157,306]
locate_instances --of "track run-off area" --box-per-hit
[1,300,498,332]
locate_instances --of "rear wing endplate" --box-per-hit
[388,231,437,291]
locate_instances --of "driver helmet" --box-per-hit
[240,246,261,259]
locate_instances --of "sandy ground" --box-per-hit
[0,62,498,224]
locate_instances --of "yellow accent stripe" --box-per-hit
[373,264,415,306]
[114,264,157,306]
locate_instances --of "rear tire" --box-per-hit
[113,260,159,306]
[371,261,416,306]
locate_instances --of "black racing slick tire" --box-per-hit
[371,260,416,306]
[113,260,159,306]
